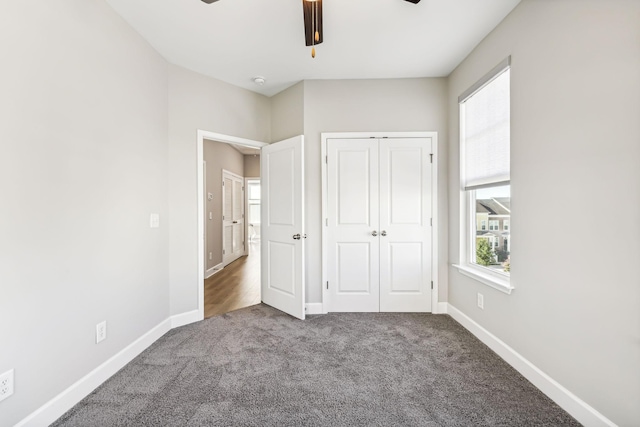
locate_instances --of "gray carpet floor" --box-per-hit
[52,304,581,426]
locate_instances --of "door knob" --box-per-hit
[232,221,238,224]
[381,230,387,236]
[293,234,301,240]
[371,230,378,237]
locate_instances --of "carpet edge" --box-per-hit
[447,303,617,427]
[15,317,173,427]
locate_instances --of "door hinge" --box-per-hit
[325,155,328,164]
[223,249,226,255]
[325,218,328,226]
[326,281,329,290]
[430,153,433,163]
[431,281,434,290]
[222,181,225,186]
[430,218,433,226]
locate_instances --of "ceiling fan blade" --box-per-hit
[201,0,220,4]
[302,0,323,47]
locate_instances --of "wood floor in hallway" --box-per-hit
[204,241,261,319]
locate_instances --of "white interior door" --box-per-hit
[261,136,305,320]
[379,138,432,312]
[327,139,380,312]
[326,137,433,313]
[222,170,245,266]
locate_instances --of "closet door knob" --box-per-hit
[371,230,378,237]
[381,230,387,237]
[293,234,301,240]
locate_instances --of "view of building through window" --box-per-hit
[474,185,510,273]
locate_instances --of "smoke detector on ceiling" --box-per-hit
[252,76,266,86]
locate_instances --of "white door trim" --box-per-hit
[321,131,439,314]
[197,130,268,321]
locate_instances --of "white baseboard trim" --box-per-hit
[446,304,616,427]
[17,308,204,427]
[170,309,202,328]
[434,302,448,314]
[16,318,172,427]
[205,263,223,279]
[305,303,324,315]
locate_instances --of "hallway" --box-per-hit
[204,241,261,318]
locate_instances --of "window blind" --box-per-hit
[461,65,510,190]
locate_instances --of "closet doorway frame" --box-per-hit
[320,131,440,314]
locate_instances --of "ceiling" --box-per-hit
[231,143,261,156]
[105,0,521,97]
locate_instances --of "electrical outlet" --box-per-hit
[96,321,107,344]
[477,293,484,310]
[0,369,14,402]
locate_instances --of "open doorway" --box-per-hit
[197,131,306,321]
[201,135,264,318]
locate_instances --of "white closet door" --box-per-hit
[327,138,380,312]
[222,170,244,266]
[379,138,432,312]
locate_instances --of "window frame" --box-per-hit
[454,57,514,294]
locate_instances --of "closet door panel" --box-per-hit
[327,138,379,312]
[379,138,432,312]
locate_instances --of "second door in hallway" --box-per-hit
[222,170,245,266]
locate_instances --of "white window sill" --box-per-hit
[453,264,514,295]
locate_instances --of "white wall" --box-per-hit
[271,82,304,143]
[447,0,640,424]
[303,79,449,304]
[0,1,170,425]
[168,65,271,315]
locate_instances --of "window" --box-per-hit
[455,57,512,293]
[247,181,261,225]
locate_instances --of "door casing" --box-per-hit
[321,132,441,314]
[196,130,268,322]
